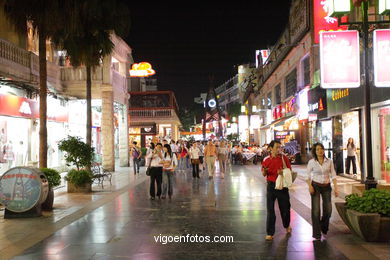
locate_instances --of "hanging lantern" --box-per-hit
[379,0,390,15]
[329,0,352,17]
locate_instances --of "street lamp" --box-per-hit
[328,0,351,17]
[330,1,390,189]
[379,0,390,15]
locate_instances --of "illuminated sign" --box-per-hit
[208,99,216,108]
[129,62,156,77]
[379,0,390,15]
[298,89,309,121]
[313,0,347,44]
[331,88,349,101]
[374,29,390,87]
[320,31,360,89]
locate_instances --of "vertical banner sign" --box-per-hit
[374,29,390,87]
[313,0,347,44]
[320,30,360,89]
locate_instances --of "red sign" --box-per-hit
[374,29,390,87]
[313,0,347,44]
[0,94,68,122]
[320,30,361,89]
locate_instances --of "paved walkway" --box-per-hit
[1,163,389,260]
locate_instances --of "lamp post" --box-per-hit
[331,0,390,189]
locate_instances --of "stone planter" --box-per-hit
[41,188,54,210]
[335,202,390,242]
[67,182,92,193]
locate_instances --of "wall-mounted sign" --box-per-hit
[0,94,68,122]
[129,62,156,77]
[313,0,347,44]
[320,30,360,89]
[208,99,216,108]
[374,29,390,87]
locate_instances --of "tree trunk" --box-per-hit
[38,30,47,168]
[86,65,92,148]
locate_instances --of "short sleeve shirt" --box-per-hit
[261,155,291,182]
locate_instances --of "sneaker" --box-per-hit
[265,235,273,241]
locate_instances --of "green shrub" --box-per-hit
[40,168,61,188]
[58,136,94,170]
[345,189,390,217]
[64,169,93,186]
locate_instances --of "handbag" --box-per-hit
[146,156,153,176]
[282,155,297,182]
[191,159,200,164]
[275,156,296,190]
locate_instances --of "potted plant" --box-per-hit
[40,168,61,210]
[58,136,95,193]
[335,189,390,242]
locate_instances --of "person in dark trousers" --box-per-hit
[306,143,339,241]
[131,141,141,175]
[161,144,177,199]
[346,137,357,175]
[261,140,292,241]
[146,142,163,200]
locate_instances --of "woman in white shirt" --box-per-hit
[161,144,177,199]
[189,142,201,178]
[146,143,163,200]
[306,142,339,241]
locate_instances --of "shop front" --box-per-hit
[0,93,68,174]
[129,123,157,148]
[327,88,363,180]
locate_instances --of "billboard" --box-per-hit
[374,29,390,87]
[320,30,360,89]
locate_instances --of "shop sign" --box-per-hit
[308,114,318,122]
[289,0,310,44]
[141,124,157,135]
[0,94,68,122]
[308,87,327,120]
[275,131,290,139]
[313,0,347,44]
[298,89,309,121]
[0,168,44,213]
[374,29,390,87]
[273,98,296,121]
[320,30,360,89]
[129,62,156,77]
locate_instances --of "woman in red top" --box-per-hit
[261,140,292,241]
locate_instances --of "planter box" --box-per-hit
[335,202,390,242]
[67,182,92,193]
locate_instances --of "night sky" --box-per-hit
[125,2,291,107]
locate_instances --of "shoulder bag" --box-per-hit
[146,156,153,176]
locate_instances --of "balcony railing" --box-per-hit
[60,66,103,82]
[0,38,30,68]
[129,109,173,118]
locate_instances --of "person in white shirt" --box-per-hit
[161,144,177,199]
[306,142,339,241]
[189,142,201,178]
[146,143,163,200]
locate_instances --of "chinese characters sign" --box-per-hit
[313,0,347,44]
[320,31,360,89]
[374,29,390,87]
[129,62,156,77]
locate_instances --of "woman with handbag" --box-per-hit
[306,142,339,241]
[189,142,201,178]
[161,144,177,199]
[146,143,163,200]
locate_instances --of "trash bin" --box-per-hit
[0,167,49,218]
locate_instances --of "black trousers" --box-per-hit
[346,156,357,174]
[192,163,199,178]
[266,182,291,236]
[150,167,163,198]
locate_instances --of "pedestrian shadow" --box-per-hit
[263,234,291,259]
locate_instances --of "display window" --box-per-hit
[379,107,390,183]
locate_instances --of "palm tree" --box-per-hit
[3,0,66,168]
[52,0,130,148]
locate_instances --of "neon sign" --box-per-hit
[129,62,156,77]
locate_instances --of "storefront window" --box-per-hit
[379,107,390,183]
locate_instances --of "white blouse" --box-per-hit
[189,147,201,159]
[306,158,337,184]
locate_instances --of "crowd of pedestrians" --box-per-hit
[131,138,340,242]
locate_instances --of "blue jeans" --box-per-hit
[179,158,187,170]
[162,170,174,196]
[311,182,332,238]
[133,158,140,174]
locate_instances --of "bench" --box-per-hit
[91,163,112,188]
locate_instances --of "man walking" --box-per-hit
[261,140,292,241]
[204,140,217,179]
